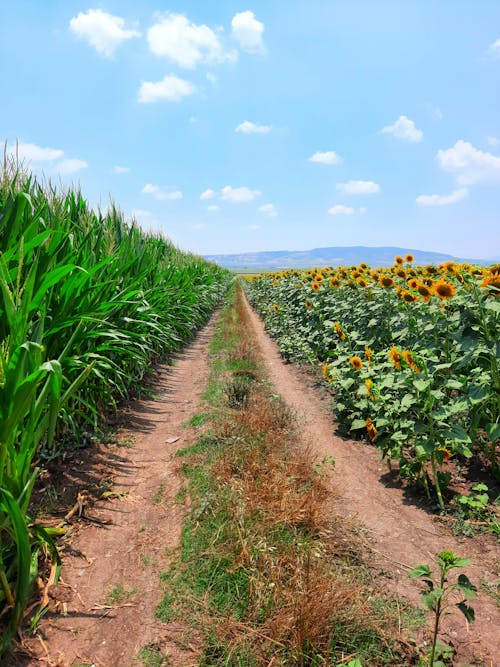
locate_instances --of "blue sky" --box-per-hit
[1,1,499,259]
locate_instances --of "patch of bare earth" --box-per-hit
[242,291,499,667]
[14,316,218,667]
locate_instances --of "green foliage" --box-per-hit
[244,263,500,509]
[0,166,229,651]
[410,551,477,665]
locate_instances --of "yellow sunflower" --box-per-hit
[402,350,421,373]
[405,253,414,263]
[273,303,279,313]
[349,356,363,370]
[379,275,395,288]
[366,417,378,442]
[389,346,402,370]
[434,280,456,299]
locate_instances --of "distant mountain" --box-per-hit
[205,246,486,271]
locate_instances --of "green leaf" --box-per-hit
[409,564,431,579]
[456,574,478,600]
[351,419,367,430]
[422,588,443,611]
[413,379,430,392]
[456,602,475,623]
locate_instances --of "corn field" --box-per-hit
[0,161,229,648]
[244,258,500,511]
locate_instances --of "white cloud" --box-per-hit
[189,116,199,124]
[486,136,500,147]
[14,142,63,162]
[69,9,140,57]
[147,12,237,69]
[220,185,261,202]
[308,150,342,165]
[8,141,87,175]
[336,180,380,195]
[235,120,272,134]
[113,165,130,174]
[258,203,278,217]
[55,158,88,175]
[436,140,500,185]
[142,184,183,200]
[200,188,215,200]
[207,205,220,211]
[328,205,356,215]
[138,75,195,103]
[488,38,500,57]
[416,188,468,207]
[249,224,261,231]
[206,72,217,85]
[381,115,423,143]
[231,11,266,54]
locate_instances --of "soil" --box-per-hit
[11,298,500,667]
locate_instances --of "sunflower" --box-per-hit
[481,273,500,296]
[433,280,456,299]
[322,363,331,381]
[400,290,418,303]
[402,350,421,373]
[315,273,324,282]
[405,253,414,263]
[416,283,432,301]
[305,301,313,311]
[394,255,404,265]
[365,417,378,442]
[389,346,402,370]
[365,346,373,364]
[334,322,346,341]
[379,275,395,288]
[443,261,456,274]
[396,268,407,279]
[365,378,376,400]
[408,278,419,290]
[329,277,340,288]
[438,447,452,462]
[273,303,279,313]
[312,281,321,291]
[349,356,363,370]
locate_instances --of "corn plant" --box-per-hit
[0,163,229,649]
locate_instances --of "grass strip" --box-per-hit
[155,284,421,666]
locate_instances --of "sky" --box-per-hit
[1,1,499,259]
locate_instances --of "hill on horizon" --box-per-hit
[204,246,488,271]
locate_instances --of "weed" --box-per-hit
[105,583,138,606]
[133,642,169,666]
[187,412,210,428]
[153,483,165,504]
[410,551,477,665]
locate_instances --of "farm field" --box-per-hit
[8,283,499,667]
[0,166,229,652]
[244,259,500,516]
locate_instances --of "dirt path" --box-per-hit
[22,316,218,667]
[19,298,499,667]
[242,292,499,667]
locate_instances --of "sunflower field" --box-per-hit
[0,163,229,648]
[244,256,500,510]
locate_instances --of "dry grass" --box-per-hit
[163,285,417,665]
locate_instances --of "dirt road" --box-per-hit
[21,298,499,667]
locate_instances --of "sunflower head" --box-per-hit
[401,290,418,303]
[311,281,321,291]
[434,280,456,299]
[379,275,395,288]
[481,273,500,296]
[396,268,407,279]
[394,255,404,265]
[405,253,414,263]
[273,303,279,313]
[365,417,378,441]
[322,363,331,381]
[349,356,363,370]
[364,345,373,364]
[402,350,421,373]
[416,283,432,301]
[408,278,419,290]
[389,346,402,370]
